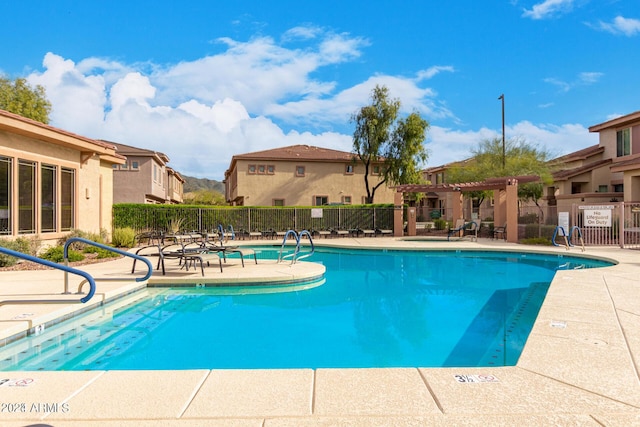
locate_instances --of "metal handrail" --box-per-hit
[0,246,97,307]
[278,230,300,263]
[63,238,153,294]
[552,226,570,250]
[569,226,585,252]
[294,230,315,262]
[277,229,315,264]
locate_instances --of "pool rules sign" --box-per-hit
[580,205,613,227]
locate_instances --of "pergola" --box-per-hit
[393,175,540,243]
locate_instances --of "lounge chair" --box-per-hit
[331,228,349,237]
[132,242,223,276]
[376,228,393,236]
[359,228,376,237]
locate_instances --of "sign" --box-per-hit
[579,205,615,210]
[558,212,569,234]
[583,209,611,227]
[311,208,323,219]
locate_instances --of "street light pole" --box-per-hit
[498,94,505,169]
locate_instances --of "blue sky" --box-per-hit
[1,0,639,180]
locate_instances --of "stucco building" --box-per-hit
[0,109,124,243]
[224,144,395,206]
[108,142,184,204]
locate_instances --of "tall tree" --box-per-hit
[0,76,52,124]
[446,137,555,214]
[351,85,429,203]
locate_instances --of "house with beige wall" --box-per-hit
[419,110,640,223]
[108,141,184,204]
[0,109,124,244]
[224,145,395,206]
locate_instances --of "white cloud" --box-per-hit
[424,121,596,168]
[544,71,603,92]
[416,66,455,81]
[23,28,596,181]
[595,16,640,36]
[522,0,574,20]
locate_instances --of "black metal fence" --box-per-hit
[113,204,395,235]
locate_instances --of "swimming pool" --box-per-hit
[0,248,613,371]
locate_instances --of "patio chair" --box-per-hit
[493,222,507,240]
[447,219,466,241]
[463,220,481,242]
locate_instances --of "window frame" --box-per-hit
[617,128,631,157]
[296,165,306,177]
[345,164,354,175]
[313,195,328,206]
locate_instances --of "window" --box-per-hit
[436,173,443,184]
[314,196,328,206]
[131,161,139,170]
[258,165,266,174]
[296,166,305,177]
[372,165,381,175]
[273,199,285,206]
[0,157,11,235]
[267,165,275,174]
[112,164,118,170]
[617,128,631,157]
[121,162,129,170]
[61,168,75,231]
[18,160,36,234]
[248,165,256,174]
[41,164,56,233]
[613,184,624,193]
[342,195,352,204]
[345,164,354,174]
[598,185,608,193]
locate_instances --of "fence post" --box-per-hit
[619,201,625,248]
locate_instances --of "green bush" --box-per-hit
[521,237,553,245]
[57,229,106,252]
[429,210,441,219]
[0,237,34,267]
[112,227,136,248]
[433,218,447,230]
[40,246,84,263]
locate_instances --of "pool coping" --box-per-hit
[0,237,639,425]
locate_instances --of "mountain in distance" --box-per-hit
[182,175,224,194]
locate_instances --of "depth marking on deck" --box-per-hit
[454,374,499,383]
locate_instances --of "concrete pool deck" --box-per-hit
[0,237,639,426]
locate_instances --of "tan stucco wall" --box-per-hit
[0,128,116,240]
[233,159,395,206]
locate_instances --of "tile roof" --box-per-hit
[589,110,640,132]
[610,155,640,173]
[0,109,121,156]
[553,158,612,180]
[551,144,603,163]
[104,141,170,163]
[233,144,358,162]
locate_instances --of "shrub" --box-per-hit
[429,210,441,219]
[521,237,553,245]
[112,227,136,248]
[40,246,84,263]
[0,237,34,267]
[433,218,447,230]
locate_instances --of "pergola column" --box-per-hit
[451,191,463,222]
[505,179,519,243]
[393,192,405,237]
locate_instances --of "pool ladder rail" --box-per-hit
[278,230,315,264]
[0,237,153,307]
[552,226,585,252]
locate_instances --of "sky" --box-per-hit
[1,0,639,180]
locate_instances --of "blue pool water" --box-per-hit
[0,248,612,371]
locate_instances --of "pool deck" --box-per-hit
[0,237,639,426]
